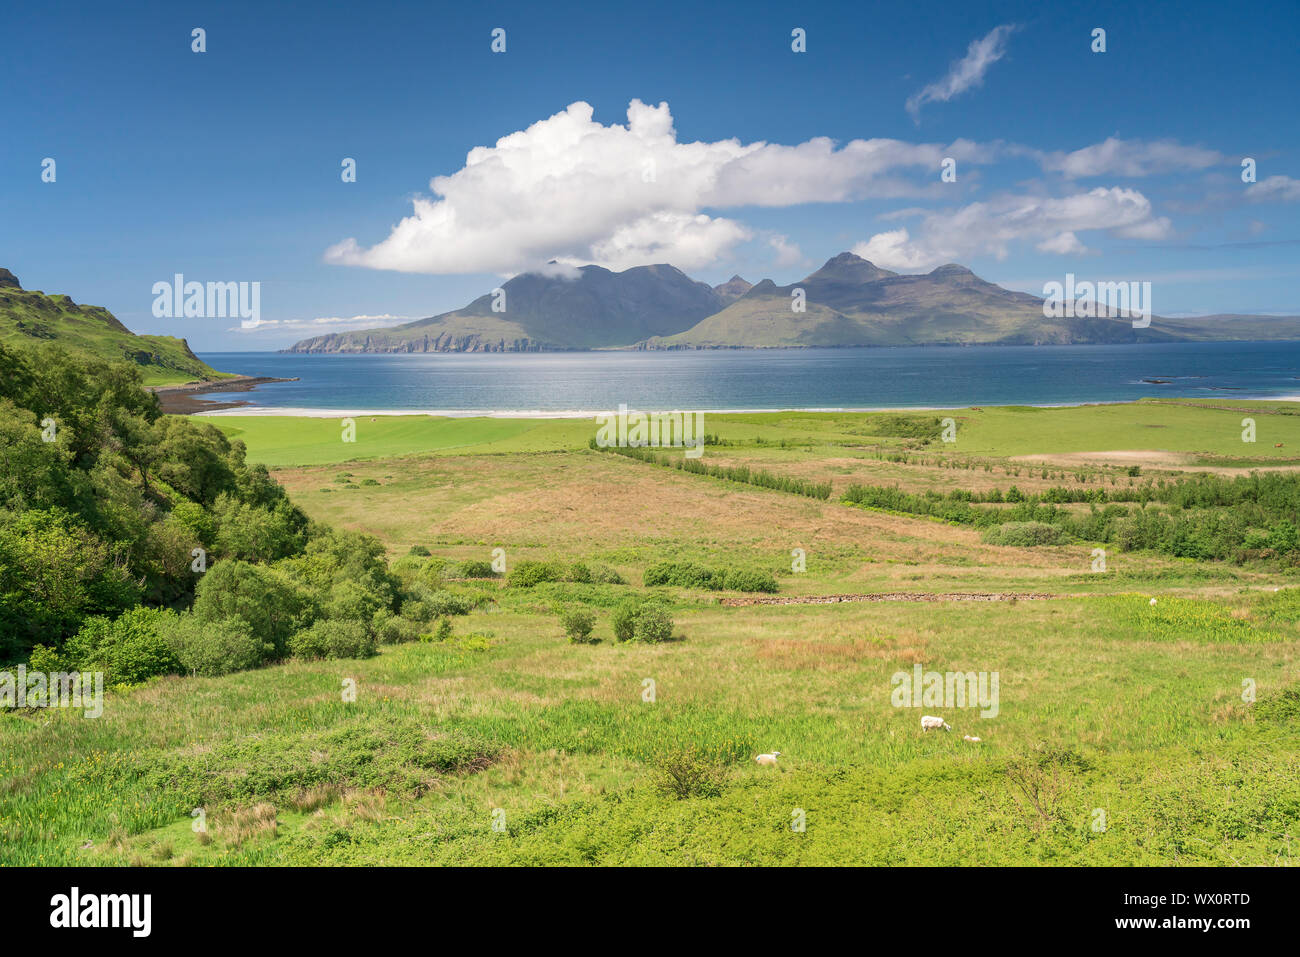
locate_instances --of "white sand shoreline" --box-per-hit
[192,395,1300,418]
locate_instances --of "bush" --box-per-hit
[407,544,431,556]
[425,590,476,617]
[567,562,592,584]
[644,561,776,593]
[64,607,180,685]
[643,561,723,590]
[559,607,597,643]
[455,560,498,579]
[611,598,640,642]
[161,612,271,676]
[289,619,376,660]
[507,560,562,587]
[590,564,625,585]
[371,612,422,645]
[634,604,674,643]
[980,521,1069,547]
[399,598,433,622]
[721,569,779,593]
[650,747,727,799]
[422,618,454,643]
[192,560,314,656]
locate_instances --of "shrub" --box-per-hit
[64,607,180,685]
[371,612,422,645]
[643,561,723,590]
[634,604,674,643]
[289,619,375,660]
[400,598,432,622]
[611,598,640,642]
[161,612,271,676]
[422,618,454,643]
[192,560,314,656]
[559,607,597,643]
[407,544,431,556]
[650,747,727,799]
[590,564,625,585]
[981,521,1069,547]
[27,643,67,673]
[456,560,498,579]
[644,561,776,593]
[507,560,562,587]
[722,569,779,593]
[567,562,592,583]
[425,590,476,617]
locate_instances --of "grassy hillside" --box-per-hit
[0,269,230,386]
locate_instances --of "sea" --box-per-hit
[193,341,1300,416]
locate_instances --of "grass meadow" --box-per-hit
[4,399,1299,866]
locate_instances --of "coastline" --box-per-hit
[193,396,1300,418]
[150,375,299,414]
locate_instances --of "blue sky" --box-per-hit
[3,0,1298,350]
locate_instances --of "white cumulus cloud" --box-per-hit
[852,187,1173,270]
[325,100,989,276]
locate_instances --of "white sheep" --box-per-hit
[920,715,951,732]
[963,735,981,743]
[755,752,781,766]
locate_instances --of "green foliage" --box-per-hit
[845,470,1300,565]
[507,560,564,587]
[559,607,597,643]
[371,612,423,646]
[643,561,777,593]
[117,718,497,806]
[611,598,639,642]
[161,612,271,677]
[453,560,499,579]
[0,507,140,660]
[64,607,180,686]
[720,569,780,592]
[650,747,728,800]
[981,521,1070,546]
[192,561,314,657]
[289,619,376,660]
[634,604,675,643]
[865,415,944,439]
[1255,685,1300,724]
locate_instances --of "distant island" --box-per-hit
[285,253,1300,354]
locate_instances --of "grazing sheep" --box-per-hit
[1150,598,1158,606]
[963,735,981,743]
[921,715,951,731]
[755,752,781,766]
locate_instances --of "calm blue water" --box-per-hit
[195,342,1300,414]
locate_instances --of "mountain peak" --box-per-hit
[803,252,896,285]
[713,274,754,303]
[0,268,20,290]
[930,263,975,278]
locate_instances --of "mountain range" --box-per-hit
[285,254,1300,353]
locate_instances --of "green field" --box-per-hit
[5,400,1300,866]
[209,399,1300,467]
